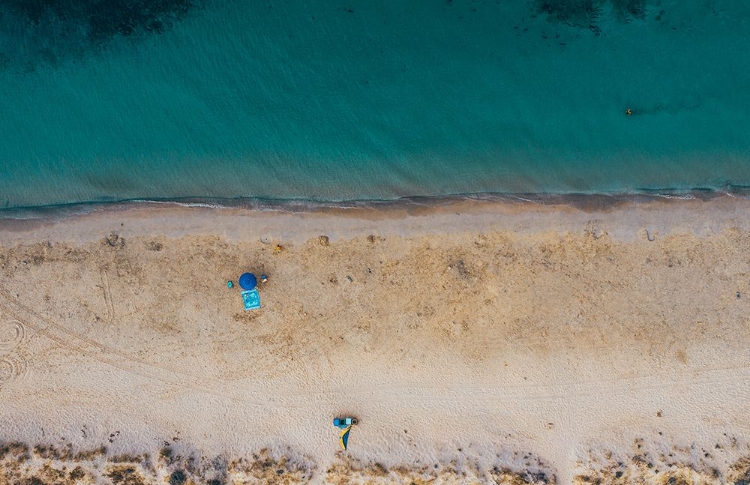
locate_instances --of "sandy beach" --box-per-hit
[2,196,750,484]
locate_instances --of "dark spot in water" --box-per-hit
[0,0,203,69]
[535,0,602,26]
[534,0,648,33]
[616,0,647,20]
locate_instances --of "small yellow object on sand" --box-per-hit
[274,244,284,253]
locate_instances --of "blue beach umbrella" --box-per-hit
[339,426,351,450]
[239,272,257,290]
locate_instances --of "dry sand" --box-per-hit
[1,196,750,484]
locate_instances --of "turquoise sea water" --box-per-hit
[1,0,749,210]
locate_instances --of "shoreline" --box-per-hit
[1,186,747,222]
[2,192,750,248]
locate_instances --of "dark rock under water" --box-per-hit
[0,0,201,69]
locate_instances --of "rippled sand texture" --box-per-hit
[1,198,750,483]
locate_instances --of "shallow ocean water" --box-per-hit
[1,0,749,209]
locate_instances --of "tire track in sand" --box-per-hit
[99,269,115,324]
[0,318,26,351]
[0,353,28,387]
[0,286,263,404]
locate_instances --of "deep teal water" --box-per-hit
[1,0,749,210]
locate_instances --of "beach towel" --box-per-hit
[241,289,261,310]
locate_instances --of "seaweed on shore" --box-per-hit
[6,438,750,485]
[325,452,556,484]
[572,437,733,485]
